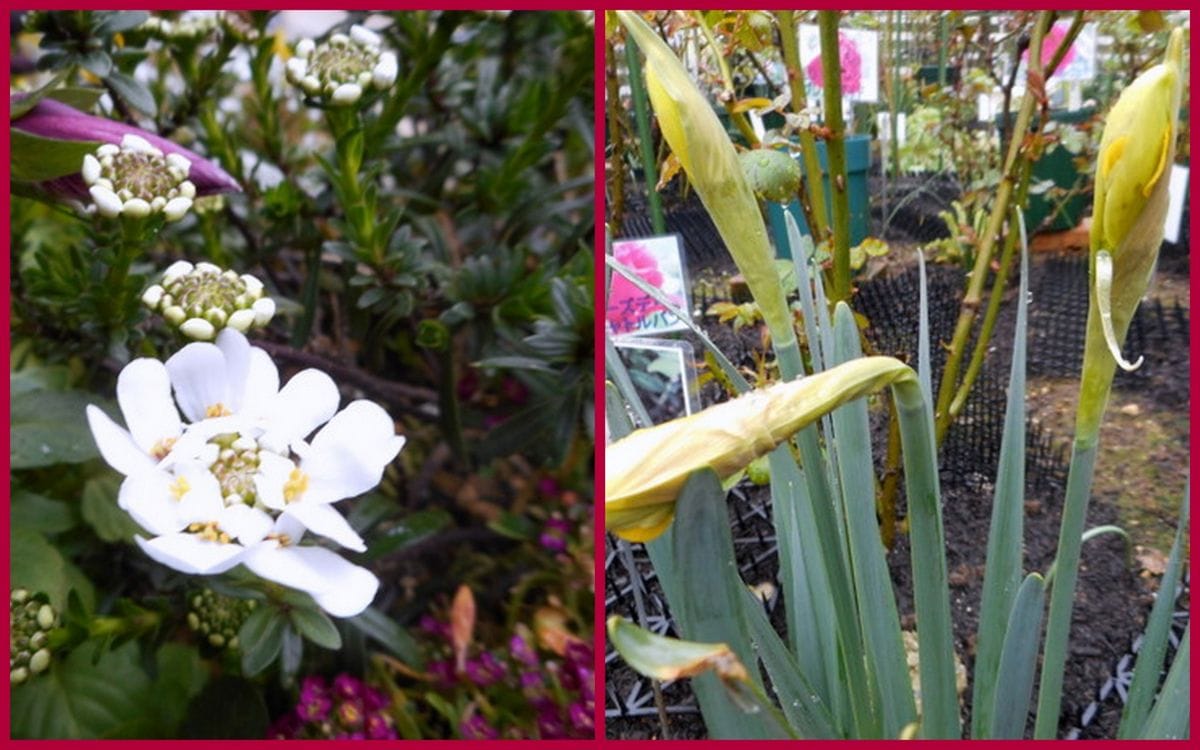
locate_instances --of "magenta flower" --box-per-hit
[806,32,863,95]
[12,97,240,202]
[614,242,664,288]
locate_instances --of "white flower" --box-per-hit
[80,135,196,222]
[145,261,276,338]
[287,24,396,106]
[86,358,184,477]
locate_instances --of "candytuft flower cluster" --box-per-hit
[85,329,405,617]
[285,24,398,106]
[83,134,195,221]
[143,260,276,340]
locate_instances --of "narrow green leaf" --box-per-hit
[1119,489,1189,737]
[739,585,838,738]
[364,509,452,560]
[9,129,101,185]
[670,468,785,738]
[989,573,1046,738]
[104,71,156,116]
[607,615,750,683]
[290,607,342,650]
[238,606,287,677]
[81,475,144,543]
[1139,625,1189,739]
[91,10,150,34]
[972,230,1030,737]
[604,381,635,440]
[347,607,423,665]
[830,303,917,737]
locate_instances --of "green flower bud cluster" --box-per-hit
[285,25,398,106]
[142,260,276,341]
[187,589,257,649]
[10,589,57,685]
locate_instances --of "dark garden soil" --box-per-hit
[606,199,1189,738]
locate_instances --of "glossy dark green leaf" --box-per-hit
[238,605,287,677]
[11,528,70,610]
[365,508,452,560]
[290,606,342,650]
[152,643,209,734]
[11,640,151,739]
[12,489,78,534]
[91,10,150,35]
[79,49,113,78]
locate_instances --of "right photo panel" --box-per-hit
[603,10,1190,740]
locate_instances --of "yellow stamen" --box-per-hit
[205,403,233,418]
[150,436,177,460]
[283,468,309,503]
[187,521,231,544]
[169,476,191,500]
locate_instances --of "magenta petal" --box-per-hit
[12,98,241,196]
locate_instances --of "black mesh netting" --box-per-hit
[605,249,1189,739]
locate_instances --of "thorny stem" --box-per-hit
[818,11,851,303]
[774,11,827,240]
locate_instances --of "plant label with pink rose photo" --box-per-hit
[606,235,691,337]
[798,24,879,105]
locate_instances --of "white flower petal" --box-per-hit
[166,342,230,422]
[174,464,227,522]
[219,504,274,545]
[254,451,294,510]
[241,544,378,617]
[116,358,182,456]
[136,533,245,575]
[86,404,155,477]
[282,503,366,552]
[117,471,184,536]
[214,329,252,412]
[303,400,404,502]
[257,369,339,450]
[244,348,281,415]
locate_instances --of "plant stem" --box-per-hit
[775,11,828,239]
[325,107,380,264]
[623,34,666,235]
[605,37,628,236]
[817,11,851,304]
[692,11,759,147]
[933,11,1051,442]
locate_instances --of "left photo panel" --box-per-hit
[8,10,595,739]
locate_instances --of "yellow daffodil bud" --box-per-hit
[1079,29,1183,439]
[617,11,797,356]
[606,356,915,541]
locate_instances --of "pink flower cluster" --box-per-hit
[269,674,397,740]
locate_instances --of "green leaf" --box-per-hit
[989,574,1046,738]
[79,49,113,78]
[347,607,423,665]
[81,475,144,543]
[237,605,288,677]
[45,86,106,112]
[151,643,209,735]
[11,528,70,610]
[92,10,150,35]
[179,676,269,739]
[12,489,79,535]
[1138,625,1189,739]
[11,640,152,739]
[487,511,537,541]
[104,70,156,116]
[10,129,101,184]
[10,70,70,119]
[365,508,453,559]
[290,606,342,650]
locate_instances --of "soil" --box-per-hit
[605,201,1189,739]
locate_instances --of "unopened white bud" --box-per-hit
[11,667,28,685]
[163,260,194,283]
[357,71,373,89]
[150,196,166,211]
[163,305,187,325]
[294,38,315,58]
[163,197,193,222]
[231,436,257,452]
[178,181,196,199]
[227,309,255,332]
[121,134,158,155]
[205,307,228,327]
[373,52,398,88]
[285,57,307,83]
[301,75,322,95]
[81,153,101,184]
[331,83,363,106]
[180,318,216,340]
[89,185,123,217]
[350,24,382,48]
[142,284,165,308]
[36,604,55,630]
[195,261,221,275]
[122,198,152,219]
[240,274,264,297]
[165,153,192,177]
[330,32,349,46]
[252,297,276,327]
[28,649,51,674]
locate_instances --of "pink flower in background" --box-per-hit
[614,242,663,288]
[1026,21,1077,70]
[806,32,863,95]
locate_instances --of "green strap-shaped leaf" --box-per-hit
[1138,624,1189,739]
[989,573,1046,738]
